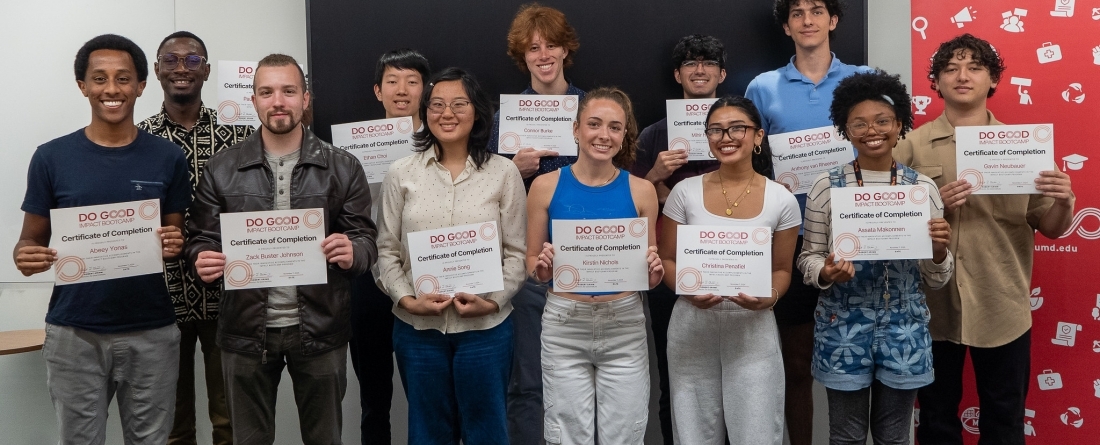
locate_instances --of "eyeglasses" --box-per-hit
[681,60,720,69]
[158,54,208,71]
[846,117,897,137]
[427,99,472,115]
[704,124,756,141]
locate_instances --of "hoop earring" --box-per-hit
[753,145,762,154]
[574,138,579,144]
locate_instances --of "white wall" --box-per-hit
[1,1,914,444]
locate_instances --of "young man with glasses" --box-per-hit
[628,33,726,444]
[894,34,1075,445]
[137,31,254,445]
[744,1,870,443]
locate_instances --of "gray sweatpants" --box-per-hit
[667,298,785,444]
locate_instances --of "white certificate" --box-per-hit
[406,221,505,296]
[831,185,933,261]
[217,60,259,126]
[956,124,1055,194]
[551,218,649,292]
[666,99,716,160]
[331,117,416,183]
[221,208,328,290]
[769,126,854,195]
[50,200,163,285]
[675,225,772,297]
[498,94,578,155]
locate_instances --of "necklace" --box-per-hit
[716,170,752,216]
[850,159,898,301]
[577,166,618,186]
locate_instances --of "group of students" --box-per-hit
[14,1,1078,445]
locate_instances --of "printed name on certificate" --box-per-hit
[551,218,649,292]
[830,185,933,261]
[955,123,1055,195]
[498,94,579,156]
[407,221,505,296]
[332,116,416,183]
[675,225,772,297]
[221,208,328,290]
[666,99,718,161]
[50,199,164,285]
[769,125,853,195]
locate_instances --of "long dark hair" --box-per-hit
[704,96,774,178]
[412,67,494,169]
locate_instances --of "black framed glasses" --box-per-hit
[681,60,720,69]
[427,99,472,115]
[704,124,756,141]
[846,117,897,137]
[158,54,208,71]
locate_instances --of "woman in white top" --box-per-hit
[376,67,526,445]
[659,96,800,444]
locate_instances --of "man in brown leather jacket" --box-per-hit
[183,53,376,445]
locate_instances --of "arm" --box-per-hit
[1034,170,1075,239]
[159,212,185,260]
[525,173,556,283]
[797,177,853,288]
[183,163,226,285]
[731,226,797,310]
[632,124,686,205]
[13,213,55,277]
[489,110,557,179]
[324,156,377,274]
[918,183,954,289]
[375,166,416,303]
[630,176,664,289]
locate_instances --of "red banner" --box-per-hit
[910,1,1100,443]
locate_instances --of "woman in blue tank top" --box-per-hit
[525,87,663,444]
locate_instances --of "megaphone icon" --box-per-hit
[953,7,976,27]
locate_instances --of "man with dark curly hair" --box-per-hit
[744,2,870,443]
[894,33,1076,445]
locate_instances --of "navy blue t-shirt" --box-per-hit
[22,128,191,333]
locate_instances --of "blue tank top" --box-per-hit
[548,166,639,295]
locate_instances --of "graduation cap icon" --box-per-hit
[1062,153,1088,171]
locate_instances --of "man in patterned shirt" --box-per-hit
[138,31,253,445]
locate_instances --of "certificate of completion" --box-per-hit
[675,225,772,297]
[217,60,259,126]
[331,117,416,183]
[956,124,1055,194]
[769,126,853,195]
[831,185,932,261]
[551,218,649,292]
[498,94,578,156]
[50,199,163,285]
[221,208,328,290]
[406,221,505,296]
[666,99,717,160]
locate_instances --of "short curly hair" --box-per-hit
[506,3,579,73]
[575,87,639,169]
[829,70,913,140]
[74,34,148,82]
[928,33,1005,98]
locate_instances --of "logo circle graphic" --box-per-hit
[1033,125,1053,143]
[397,119,413,134]
[960,407,980,435]
[752,228,771,245]
[677,267,703,292]
[628,219,647,238]
[218,100,241,123]
[414,275,440,296]
[958,169,984,191]
[562,96,578,111]
[553,265,580,290]
[55,256,86,282]
[909,186,929,205]
[499,132,521,153]
[224,260,253,288]
[303,210,323,229]
[479,223,497,241]
[833,233,861,260]
[669,137,691,153]
[138,201,159,220]
[777,172,799,193]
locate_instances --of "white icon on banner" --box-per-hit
[1062,83,1085,103]
[1093,340,1100,352]
[1053,321,1082,346]
[1093,46,1100,65]
[1093,8,1100,20]
[1001,9,1028,32]
[1038,369,1064,390]
[1051,0,1075,17]
[1011,77,1034,105]
[1094,380,1100,398]
[1061,407,1084,428]
[1025,409,1037,436]
[1030,287,1044,310]
[913,96,932,115]
[912,17,929,40]
[1037,42,1063,64]
[1092,295,1100,320]
[953,7,976,27]
[961,407,980,434]
[1062,154,1088,171]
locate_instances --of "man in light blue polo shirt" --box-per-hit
[744,1,869,444]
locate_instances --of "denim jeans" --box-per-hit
[394,316,513,445]
[826,380,917,445]
[43,322,181,445]
[541,293,649,445]
[221,325,348,445]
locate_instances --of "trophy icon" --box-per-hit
[913,96,932,115]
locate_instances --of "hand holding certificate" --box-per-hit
[406,221,505,297]
[498,94,578,156]
[331,117,417,183]
[955,124,1055,194]
[830,185,933,261]
[49,200,164,285]
[551,218,649,292]
[220,208,328,290]
[675,225,772,298]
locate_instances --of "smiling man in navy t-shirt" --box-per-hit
[14,34,191,444]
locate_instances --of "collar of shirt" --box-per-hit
[521,83,585,96]
[418,146,476,183]
[928,110,1001,143]
[150,103,215,130]
[780,52,845,85]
